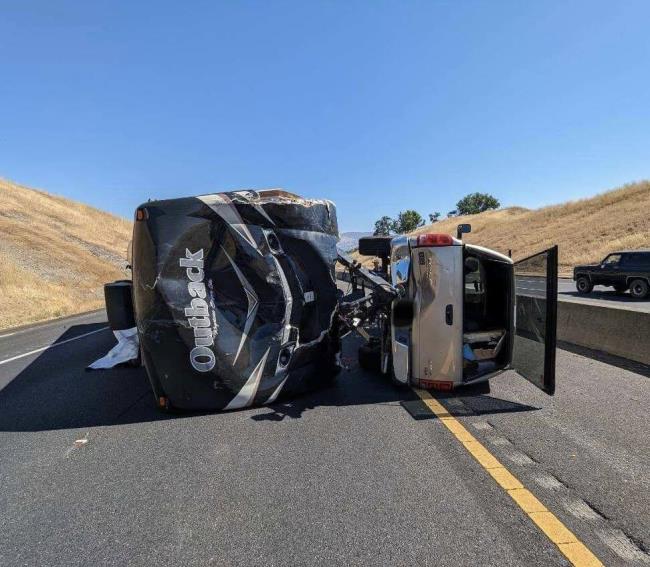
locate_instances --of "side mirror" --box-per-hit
[457,223,472,240]
[392,298,414,328]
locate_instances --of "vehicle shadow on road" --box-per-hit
[560,289,648,306]
[442,392,539,417]
[251,365,413,422]
[398,385,539,421]
[0,325,540,431]
[252,340,539,422]
[0,323,189,432]
[254,379,540,423]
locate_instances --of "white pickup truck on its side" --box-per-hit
[349,230,558,396]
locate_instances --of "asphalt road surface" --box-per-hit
[1,312,649,566]
[516,277,650,313]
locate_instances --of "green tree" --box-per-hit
[373,215,395,236]
[428,212,441,223]
[456,193,500,215]
[394,210,425,234]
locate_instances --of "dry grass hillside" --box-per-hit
[2,177,649,330]
[354,181,650,276]
[0,178,132,330]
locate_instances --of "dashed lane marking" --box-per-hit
[487,435,514,448]
[414,388,604,567]
[505,450,536,466]
[0,327,110,366]
[532,472,567,492]
[561,498,603,522]
[596,528,650,564]
[472,421,494,431]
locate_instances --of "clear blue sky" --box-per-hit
[1,1,649,232]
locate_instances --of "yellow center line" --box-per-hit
[413,388,603,567]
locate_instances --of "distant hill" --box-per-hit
[338,231,372,252]
[0,178,132,329]
[353,181,650,275]
[3,177,649,329]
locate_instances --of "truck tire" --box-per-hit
[358,236,392,258]
[104,280,136,330]
[629,279,649,299]
[358,342,381,372]
[576,276,593,294]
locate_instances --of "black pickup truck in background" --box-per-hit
[573,250,650,299]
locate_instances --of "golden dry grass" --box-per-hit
[0,178,132,329]
[353,181,650,276]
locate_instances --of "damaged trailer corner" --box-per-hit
[128,189,343,411]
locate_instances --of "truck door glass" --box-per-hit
[625,253,647,268]
[390,236,411,290]
[602,254,621,267]
[464,257,484,303]
[464,256,487,334]
[513,246,558,395]
[393,256,410,285]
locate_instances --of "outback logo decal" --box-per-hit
[180,249,217,372]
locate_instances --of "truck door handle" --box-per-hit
[445,304,453,325]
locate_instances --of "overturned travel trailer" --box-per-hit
[107,190,342,411]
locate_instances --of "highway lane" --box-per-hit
[516,277,650,313]
[0,310,108,372]
[340,273,650,312]
[0,313,649,565]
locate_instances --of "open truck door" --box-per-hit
[512,246,558,395]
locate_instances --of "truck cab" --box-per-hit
[357,232,558,395]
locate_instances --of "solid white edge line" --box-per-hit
[0,327,111,366]
[0,310,105,340]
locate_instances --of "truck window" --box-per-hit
[624,253,650,268]
[602,254,621,266]
[464,257,485,303]
[620,254,634,267]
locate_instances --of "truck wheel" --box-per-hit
[613,284,628,294]
[629,279,649,299]
[576,276,593,294]
[358,344,381,372]
[358,236,392,258]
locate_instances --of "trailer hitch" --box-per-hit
[336,252,399,335]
